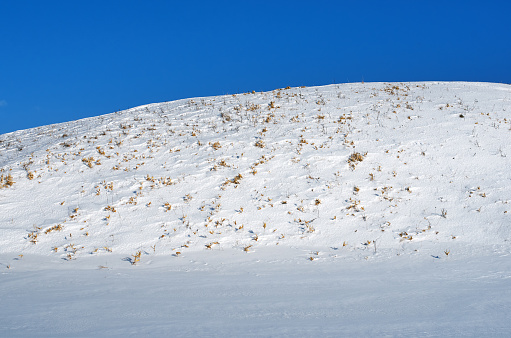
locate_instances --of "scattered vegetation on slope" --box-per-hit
[0,82,510,266]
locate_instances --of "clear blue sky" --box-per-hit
[1,0,510,134]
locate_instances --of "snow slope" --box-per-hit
[1,82,510,336]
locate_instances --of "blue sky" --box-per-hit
[1,0,510,134]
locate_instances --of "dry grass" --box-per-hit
[131,251,141,265]
[210,142,222,150]
[0,174,15,188]
[254,140,265,148]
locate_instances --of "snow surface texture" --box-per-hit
[1,82,510,336]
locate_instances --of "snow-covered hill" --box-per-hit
[1,82,510,336]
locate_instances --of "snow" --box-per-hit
[1,81,510,336]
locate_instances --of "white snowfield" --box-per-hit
[1,82,510,336]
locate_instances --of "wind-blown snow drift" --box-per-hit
[1,81,510,262]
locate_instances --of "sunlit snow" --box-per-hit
[1,82,510,336]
